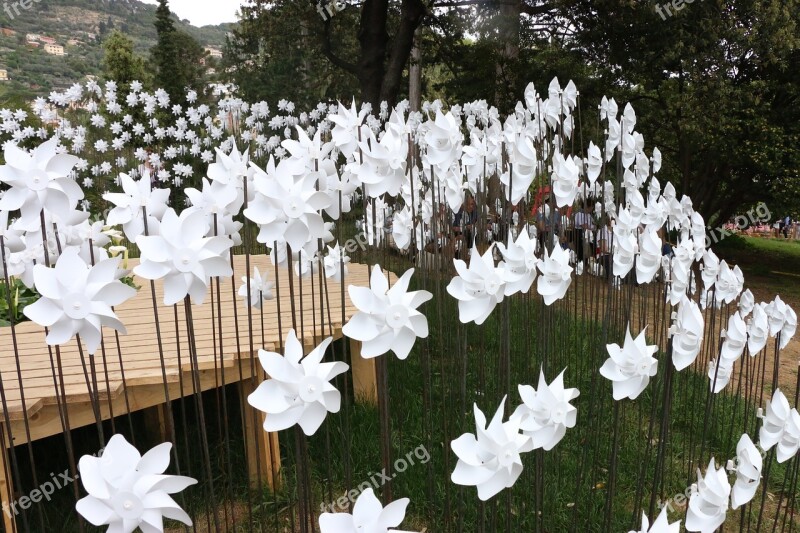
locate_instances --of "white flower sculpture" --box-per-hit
[357,128,407,198]
[447,244,506,324]
[536,243,573,306]
[104,171,170,241]
[238,266,274,309]
[76,434,196,532]
[671,296,704,371]
[708,358,733,393]
[636,228,662,285]
[323,242,350,282]
[728,433,762,510]
[720,311,747,364]
[23,247,136,355]
[244,157,331,252]
[685,458,730,533]
[780,305,797,350]
[451,397,533,501]
[714,261,741,307]
[759,389,800,463]
[511,367,579,451]
[600,326,658,401]
[551,151,579,208]
[497,226,539,296]
[747,303,770,355]
[134,208,233,305]
[343,265,432,360]
[0,137,82,229]
[629,507,680,533]
[247,330,348,436]
[319,488,418,533]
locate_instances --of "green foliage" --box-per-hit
[224,0,360,108]
[102,30,150,92]
[0,278,37,327]
[0,0,231,100]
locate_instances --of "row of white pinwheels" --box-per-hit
[2,75,798,532]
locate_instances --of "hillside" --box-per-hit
[0,0,235,99]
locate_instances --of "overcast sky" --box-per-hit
[139,0,244,27]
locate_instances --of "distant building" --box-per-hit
[204,47,223,59]
[25,33,40,42]
[44,44,65,56]
[206,68,216,76]
[39,36,56,45]
[0,69,8,82]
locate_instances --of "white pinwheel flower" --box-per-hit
[0,137,82,229]
[671,295,704,371]
[447,244,506,325]
[600,326,658,401]
[758,389,800,463]
[450,397,533,501]
[357,128,407,198]
[238,266,274,309]
[319,488,418,533]
[728,433,762,510]
[720,311,747,364]
[323,242,350,282]
[551,151,579,208]
[422,110,462,174]
[104,171,170,241]
[781,305,797,350]
[586,141,602,184]
[714,261,740,307]
[76,434,196,532]
[497,226,539,296]
[244,157,331,252]
[328,100,368,159]
[343,265,431,360]
[747,303,769,355]
[629,507,680,533]
[701,249,719,292]
[502,133,537,205]
[511,367,579,451]
[536,243,573,306]
[708,358,733,393]
[23,247,136,355]
[185,177,239,219]
[685,458,730,533]
[636,228,662,284]
[739,288,755,318]
[247,330,348,436]
[391,205,416,251]
[134,208,233,305]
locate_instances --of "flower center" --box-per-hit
[111,491,143,520]
[174,249,197,273]
[299,375,324,403]
[63,293,90,320]
[385,304,409,329]
[284,195,305,219]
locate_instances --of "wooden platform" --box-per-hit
[0,255,376,531]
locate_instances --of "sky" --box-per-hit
[139,0,244,27]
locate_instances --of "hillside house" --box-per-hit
[204,47,223,59]
[39,36,56,45]
[44,44,65,56]
[25,33,40,42]
[0,70,8,82]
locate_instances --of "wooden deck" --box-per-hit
[0,255,375,531]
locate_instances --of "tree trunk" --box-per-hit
[408,30,422,112]
[495,0,521,111]
[358,0,389,109]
